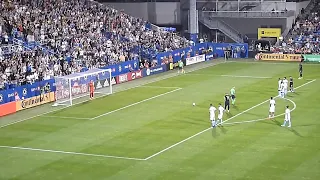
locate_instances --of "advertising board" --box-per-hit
[16,92,55,111]
[186,54,205,66]
[257,53,301,62]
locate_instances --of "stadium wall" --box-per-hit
[104,2,181,25]
[0,42,248,117]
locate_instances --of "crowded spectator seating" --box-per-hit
[275,1,320,54]
[0,0,190,90]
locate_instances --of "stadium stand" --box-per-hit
[275,1,320,54]
[0,0,190,90]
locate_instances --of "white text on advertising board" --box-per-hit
[151,67,163,73]
[119,74,128,83]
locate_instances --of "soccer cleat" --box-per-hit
[288,126,291,128]
[281,125,285,127]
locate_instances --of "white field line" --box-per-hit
[144,79,316,160]
[41,116,91,120]
[187,74,271,79]
[0,145,145,161]
[223,97,296,126]
[0,60,229,129]
[44,86,181,120]
[90,88,182,120]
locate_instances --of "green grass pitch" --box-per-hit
[0,60,320,180]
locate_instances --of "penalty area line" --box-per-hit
[0,145,145,161]
[90,88,182,120]
[144,79,316,160]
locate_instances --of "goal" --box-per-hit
[53,68,113,106]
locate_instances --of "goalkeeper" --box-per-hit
[230,87,236,105]
[89,80,94,100]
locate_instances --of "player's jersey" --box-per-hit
[218,106,224,115]
[283,79,288,89]
[89,82,94,92]
[285,108,291,120]
[278,80,282,90]
[209,106,216,116]
[230,88,235,95]
[281,83,286,91]
[224,95,230,104]
[299,64,303,72]
[270,99,276,108]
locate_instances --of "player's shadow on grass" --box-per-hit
[259,119,282,126]
[219,125,227,134]
[212,128,218,138]
[294,124,319,127]
[226,113,233,118]
[232,105,239,111]
[288,128,303,137]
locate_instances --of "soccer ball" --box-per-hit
[192,103,196,106]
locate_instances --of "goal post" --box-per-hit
[53,68,113,106]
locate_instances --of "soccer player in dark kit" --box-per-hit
[299,62,303,79]
[289,76,294,92]
[224,93,230,112]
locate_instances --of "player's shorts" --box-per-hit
[210,115,215,121]
[218,114,223,120]
[269,106,275,113]
[179,66,182,70]
[231,95,236,99]
[290,82,293,87]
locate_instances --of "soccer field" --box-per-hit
[1,60,320,180]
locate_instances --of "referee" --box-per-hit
[298,62,303,79]
[224,93,230,112]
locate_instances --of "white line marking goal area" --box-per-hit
[144,79,316,160]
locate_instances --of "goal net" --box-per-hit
[53,68,113,106]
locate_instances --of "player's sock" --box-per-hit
[282,120,286,127]
[211,120,214,127]
[288,120,291,127]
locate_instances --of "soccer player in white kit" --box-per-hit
[217,103,225,126]
[280,81,286,98]
[209,104,217,127]
[278,78,282,97]
[283,77,288,97]
[281,105,291,127]
[269,97,276,119]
